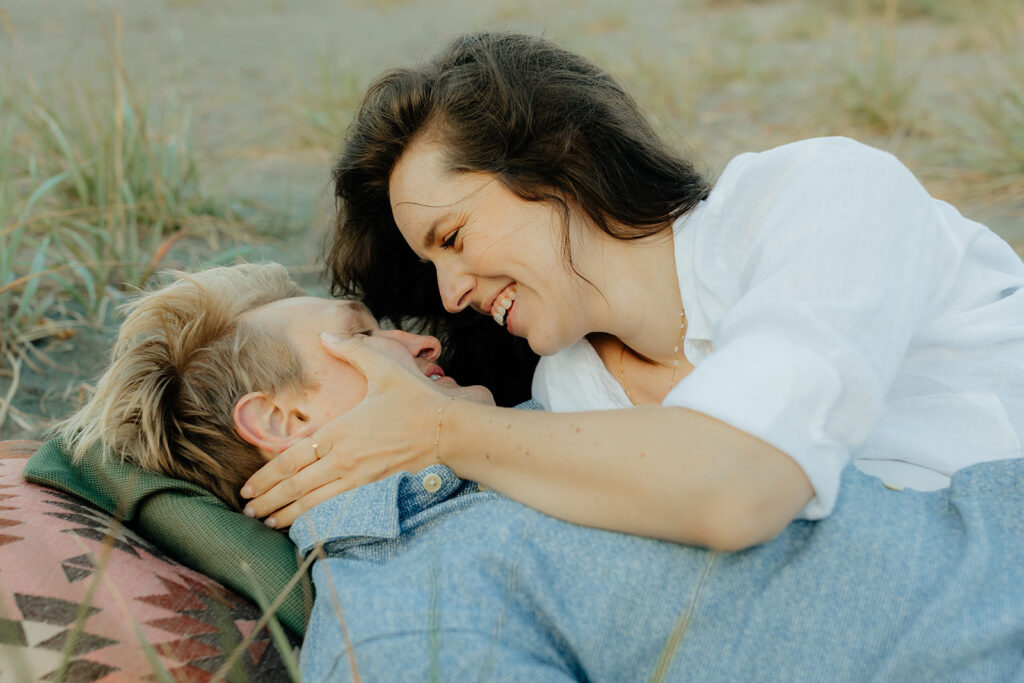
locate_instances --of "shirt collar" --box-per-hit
[289,465,467,555]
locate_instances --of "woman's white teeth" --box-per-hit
[492,286,517,326]
[429,374,443,380]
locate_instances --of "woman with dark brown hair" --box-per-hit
[240,32,1024,551]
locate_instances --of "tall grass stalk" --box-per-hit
[0,574,36,682]
[209,550,320,683]
[61,527,177,683]
[50,519,122,683]
[240,563,302,681]
[0,352,20,430]
[650,552,720,682]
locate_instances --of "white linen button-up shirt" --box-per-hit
[534,137,1024,519]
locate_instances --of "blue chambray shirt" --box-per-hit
[290,459,1024,682]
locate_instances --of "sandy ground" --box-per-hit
[1,0,1022,438]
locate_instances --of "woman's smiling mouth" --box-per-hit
[491,284,517,327]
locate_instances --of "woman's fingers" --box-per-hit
[241,337,406,503]
[245,447,400,525]
[241,437,316,499]
[239,334,451,520]
[241,437,324,513]
[262,478,354,530]
[320,332,404,384]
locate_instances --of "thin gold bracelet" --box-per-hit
[433,398,456,464]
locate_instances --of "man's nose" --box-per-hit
[436,262,475,314]
[385,329,442,361]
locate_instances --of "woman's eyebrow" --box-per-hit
[393,207,452,255]
[393,201,453,252]
[422,212,451,250]
[397,176,494,251]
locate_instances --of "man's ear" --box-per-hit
[233,391,312,456]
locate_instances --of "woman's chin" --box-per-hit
[501,307,571,356]
[525,330,568,357]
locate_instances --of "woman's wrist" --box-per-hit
[436,398,491,476]
[433,397,457,466]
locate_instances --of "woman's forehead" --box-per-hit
[389,139,449,205]
[389,139,491,214]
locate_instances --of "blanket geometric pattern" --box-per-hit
[0,441,296,682]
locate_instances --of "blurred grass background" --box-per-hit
[1,0,1022,438]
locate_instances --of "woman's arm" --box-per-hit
[241,334,811,551]
[445,399,813,551]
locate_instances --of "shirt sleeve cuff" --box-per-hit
[665,334,849,519]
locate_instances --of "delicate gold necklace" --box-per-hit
[618,308,687,405]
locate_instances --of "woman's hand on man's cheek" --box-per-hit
[240,333,465,526]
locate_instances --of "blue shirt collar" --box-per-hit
[289,465,467,554]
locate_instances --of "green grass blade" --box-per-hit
[29,104,91,205]
[13,234,50,321]
[16,170,70,225]
[239,562,302,682]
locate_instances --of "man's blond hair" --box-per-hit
[58,262,309,509]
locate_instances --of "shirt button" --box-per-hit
[422,473,442,493]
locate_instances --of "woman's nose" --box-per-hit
[436,262,474,313]
[385,329,442,361]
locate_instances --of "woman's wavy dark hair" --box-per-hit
[327,32,710,406]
